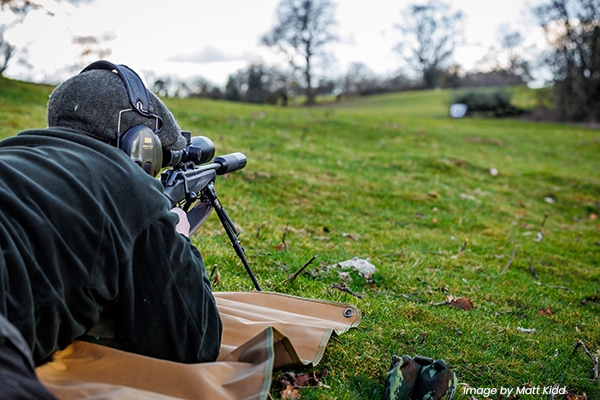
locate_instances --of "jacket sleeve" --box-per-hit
[114,210,222,363]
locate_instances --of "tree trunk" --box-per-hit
[304,53,315,106]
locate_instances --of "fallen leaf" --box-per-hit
[447,296,474,311]
[281,384,301,399]
[538,308,553,316]
[211,271,221,286]
[342,232,360,241]
[564,392,588,400]
[519,199,528,208]
[244,171,272,181]
[275,242,287,251]
[459,193,480,203]
[278,370,328,390]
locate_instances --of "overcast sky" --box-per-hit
[4,0,546,86]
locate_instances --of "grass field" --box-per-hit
[1,76,598,399]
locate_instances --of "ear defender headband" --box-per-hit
[80,60,164,176]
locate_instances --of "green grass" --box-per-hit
[2,76,599,399]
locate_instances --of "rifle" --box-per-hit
[160,132,261,291]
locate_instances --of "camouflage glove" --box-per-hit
[384,355,456,400]
[414,358,456,400]
[384,355,428,400]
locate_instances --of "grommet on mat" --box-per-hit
[343,308,355,318]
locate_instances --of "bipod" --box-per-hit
[201,182,262,291]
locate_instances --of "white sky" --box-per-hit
[3,0,546,87]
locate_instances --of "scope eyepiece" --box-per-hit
[162,133,215,167]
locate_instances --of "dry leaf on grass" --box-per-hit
[447,296,474,311]
[275,242,287,251]
[342,232,360,241]
[432,296,474,311]
[561,392,588,400]
[281,384,301,399]
[278,370,329,390]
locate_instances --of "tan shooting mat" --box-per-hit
[36,291,361,400]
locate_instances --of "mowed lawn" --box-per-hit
[2,77,599,399]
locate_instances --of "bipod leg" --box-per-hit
[202,183,262,291]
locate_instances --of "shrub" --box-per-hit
[451,89,525,117]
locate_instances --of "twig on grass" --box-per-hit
[429,250,446,255]
[534,282,572,291]
[451,237,469,259]
[529,264,540,280]
[255,222,267,240]
[370,290,425,302]
[540,213,549,234]
[276,223,289,251]
[501,244,519,275]
[209,265,221,286]
[494,310,517,318]
[282,223,289,247]
[457,236,469,255]
[534,214,549,242]
[331,282,363,298]
[573,340,599,380]
[285,255,318,283]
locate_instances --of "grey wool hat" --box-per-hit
[47,68,186,151]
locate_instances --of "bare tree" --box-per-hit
[1,0,91,11]
[0,27,15,75]
[0,0,44,14]
[394,0,463,89]
[476,26,532,84]
[72,34,114,67]
[341,62,379,96]
[0,0,44,76]
[533,0,600,122]
[261,0,338,105]
[497,28,529,78]
[1,0,93,76]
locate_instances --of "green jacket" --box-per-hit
[0,128,222,365]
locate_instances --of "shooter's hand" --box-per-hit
[171,207,190,237]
